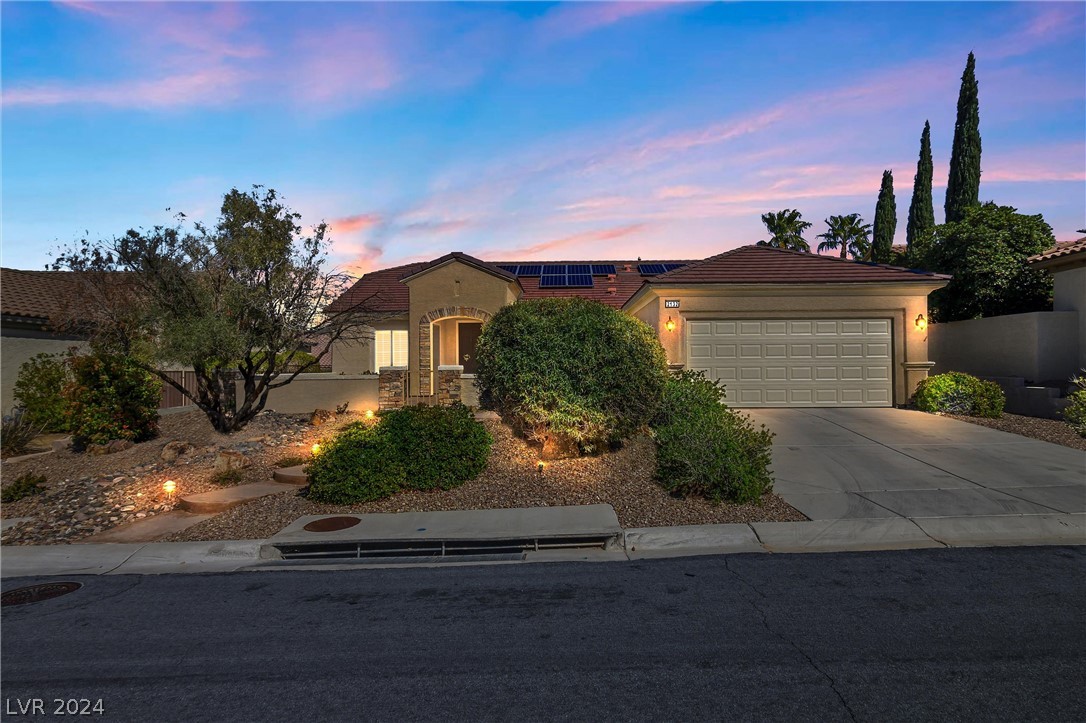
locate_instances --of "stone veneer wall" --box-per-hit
[436,365,463,405]
[378,366,408,410]
[418,306,492,395]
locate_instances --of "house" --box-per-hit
[1029,239,1086,371]
[327,245,949,409]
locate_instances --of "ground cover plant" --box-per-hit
[475,297,668,457]
[1,411,43,458]
[913,371,1004,418]
[306,404,491,504]
[1063,373,1086,438]
[1,473,46,503]
[651,370,775,504]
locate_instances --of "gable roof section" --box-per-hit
[1028,239,1086,271]
[1,268,79,324]
[326,262,429,314]
[648,245,950,285]
[399,251,519,285]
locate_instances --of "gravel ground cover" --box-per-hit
[945,412,1086,451]
[0,409,351,546]
[167,419,805,542]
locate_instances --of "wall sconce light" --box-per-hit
[914,313,927,331]
[665,316,677,332]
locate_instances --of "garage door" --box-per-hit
[686,318,893,407]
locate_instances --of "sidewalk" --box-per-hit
[3,509,1083,578]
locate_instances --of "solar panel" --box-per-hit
[497,264,519,273]
[542,264,566,274]
[638,263,667,275]
[591,264,616,275]
[567,264,591,275]
[662,263,686,272]
[516,264,543,276]
[566,274,594,287]
[538,275,566,288]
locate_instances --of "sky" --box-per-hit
[2,1,1084,276]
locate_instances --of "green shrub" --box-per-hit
[913,371,1004,418]
[650,371,775,504]
[1,472,46,503]
[67,353,162,449]
[306,404,491,504]
[1063,374,1086,438]
[475,298,669,455]
[13,352,74,432]
[1,410,43,458]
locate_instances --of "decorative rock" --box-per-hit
[214,450,250,473]
[107,439,135,454]
[309,409,334,426]
[160,440,195,463]
[51,437,73,452]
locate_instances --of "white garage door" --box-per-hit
[686,318,893,407]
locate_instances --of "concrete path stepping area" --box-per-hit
[78,511,215,544]
[272,465,308,485]
[179,481,298,514]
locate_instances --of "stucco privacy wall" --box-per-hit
[1053,266,1086,368]
[928,311,1079,383]
[240,374,379,414]
[330,316,408,375]
[1,337,87,412]
[629,285,938,405]
[406,261,519,396]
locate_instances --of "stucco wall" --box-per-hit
[406,261,519,395]
[928,311,1079,383]
[0,336,86,412]
[239,373,379,415]
[330,316,408,374]
[1053,266,1086,368]
[628,284,940,405]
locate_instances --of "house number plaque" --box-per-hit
[664,300,680,308]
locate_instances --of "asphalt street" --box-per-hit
[2,546,1084,722]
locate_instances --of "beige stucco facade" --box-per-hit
[331,315,409,375]
[625,283,944,405]
[1052,266,1085,369]
[239,373,379,415]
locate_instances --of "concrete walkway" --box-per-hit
[747,408,1085,522]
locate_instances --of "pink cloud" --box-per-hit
[536,2,683,43]
[289,26,400,106]
[330,213,383,235]
[3,67,249,108]
[481,223,647,260]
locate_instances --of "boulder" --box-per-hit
[107,439,134,454]
[214,450,250,473]
[309,409,334,426]
[160,440,195,463]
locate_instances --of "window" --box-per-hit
[374,330,408,368]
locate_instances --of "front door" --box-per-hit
[458,322,482,374]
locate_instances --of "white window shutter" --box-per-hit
[392,330,409,367]
[375,331,391,369]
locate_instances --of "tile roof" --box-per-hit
[649,245,950,285]
[328,245,948,314]
[400,251,519,284]
[1,268,80,323]
[1028,239,1086,266]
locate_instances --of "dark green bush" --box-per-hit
[13,352,74,432]
[1063,374,1086,438]
[475,298,669,455]
[1,410,43,458]
[913,371,1004,418]
[651,371,775,504]
[1,472,46,503]
[306,404,491,504]
[67,353,162,449]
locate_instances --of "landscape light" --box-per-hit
[311,443,322,455]
[665,316,676,332]
[364,409,375,419]
[163,480,176,498]
[915,313,927,331]
[537,461,545,474]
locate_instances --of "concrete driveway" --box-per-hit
[746,408,1086,522]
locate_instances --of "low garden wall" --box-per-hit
[928,311,1079,383]
[241,373,379,415]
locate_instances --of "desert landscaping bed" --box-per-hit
[166,419,805,543]
[945,412,1086,451]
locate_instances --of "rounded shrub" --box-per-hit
[1063,374,1086,438]
[651,370,775,504]
[66,353,162,449]
[913,371,1004,418]
[13,352,74,432]
[306,404,492,504]
[474,297,669,455]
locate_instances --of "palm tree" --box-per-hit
[817,213,872,260]
[756,209,813,252]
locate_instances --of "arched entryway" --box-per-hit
[418,306,492,395]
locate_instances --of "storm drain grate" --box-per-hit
[274,535,612,561]
[2,582,82,607]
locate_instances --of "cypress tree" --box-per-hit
[906,121,935,251]
[872,170,897,264]
[945,52,982,223]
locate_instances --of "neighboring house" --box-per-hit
[1,268,89,413]
[927,238,1085,418]
[327,246,948,408]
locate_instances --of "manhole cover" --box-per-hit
[2,582,82,607]
[303,516,361,533]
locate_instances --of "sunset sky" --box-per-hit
[3,1,1084,275]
